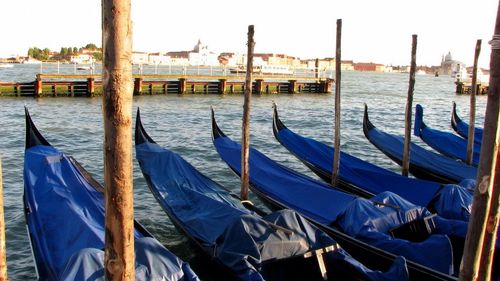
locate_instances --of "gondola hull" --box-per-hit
[211,110,462,281]
[363,105,477,184]
[415,104,480,166]
[23,108,199,281]
[135,109,410,281]
[451,102,483,145]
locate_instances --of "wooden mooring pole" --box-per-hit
[102,0,135,280]
[0,160,8,281]
[466,40,481,165]
[241,25,255,201]
[402,34,417,177]
[460,4,500,280]
[331,19,342,187]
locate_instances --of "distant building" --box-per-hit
[148,52,171,65]
[132,52,149,65]
[353,63,386,72]
[188,39,219,66]
[70,54,93,64]
[439,52,466,79]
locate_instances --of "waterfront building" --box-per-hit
[70,54,93,64]
[148,53,171,65]
[439,52,466,79]
[132,52,149,65]
[188,39,219,66]
[353,62,386,72]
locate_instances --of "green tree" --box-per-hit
[93,51,103,61]
[85,43,98,50]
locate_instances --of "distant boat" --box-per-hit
[77,66,91,70]
[230,64,294,75]
[0,63,13,68]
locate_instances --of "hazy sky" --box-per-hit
[1,0,497,68]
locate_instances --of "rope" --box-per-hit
[489,34,500,50]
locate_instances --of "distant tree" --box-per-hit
[85,43,98,50]
[60,47,67,57]
[93,52,103,61]
[72,47,78,55]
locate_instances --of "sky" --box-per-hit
[1,0,497,68]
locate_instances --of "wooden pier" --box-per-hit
[455,80,489,95]
[0,73,333,97]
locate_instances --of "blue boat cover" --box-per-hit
[213,132,468,275]
[415,104,480,166]
[24,145,199,281]
[60,237,198,281]
[274,123,441,207]
[452,106,483,145]
[136,142,409,281]
[431,180,475,221]
[274,121,476,222]
[336,191,467,274]
[365,120,477,183]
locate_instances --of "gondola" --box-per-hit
[451,101,483,145]
[24,108,199,281]
[363,104,477,184]
[272,104,473,222]
[414,104,480,166]
[211,109,469,281]
[134,108,408,281]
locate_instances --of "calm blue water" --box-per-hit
[0,65,487,279]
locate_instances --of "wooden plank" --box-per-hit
[402,35,417,177]
[466,40,481,165]
[0,160,8,281]
[102,0,135,279]
[331,19,342,187]
[459,4,500,280]
[241,25,255,201]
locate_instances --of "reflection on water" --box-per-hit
[0,69,487,279]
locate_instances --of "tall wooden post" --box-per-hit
[241,25,255,201]
[402,35,417,177]
[0,160,8,281]
[102,0,135,280]
[134,77,143,95]
[460,4,500,280]
[331,19,342,187]
[218,79,227,95]
[35,76,42,97]
[466,40,481,165]
[315,58,319,79]
[87,77,95,96]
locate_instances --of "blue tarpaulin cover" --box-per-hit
[415,104,480,166]
[274,122,441,207]
[336,191,468,275]
[24,145,199,281]
[213,132,468,275]
[136,141,409,281]
[274,119,474,222]
[364,117,477,183]
[431,180,474,221]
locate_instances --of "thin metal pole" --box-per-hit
[402,35,417,177]
[331,19,342,187]
[0,160,8,281]
[241,25,255,201]
[102,0,135,279]
[460,3,500,279]
[466,40,481,165]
